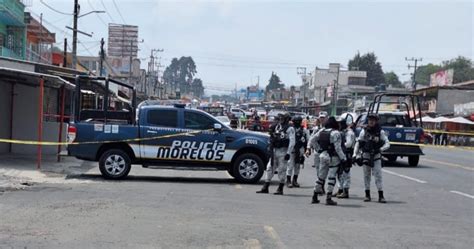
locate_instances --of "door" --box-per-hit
[139,109,181,162]
[182,110,230,164]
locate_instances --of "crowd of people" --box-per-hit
[256,112,391,205]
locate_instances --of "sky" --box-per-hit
[28,0,473,95]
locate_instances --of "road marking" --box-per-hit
[243,239,262,249]
[382,169,427,183]
[421,158,474,171]
[235,184,242,189]
[264,225,285,249]
[450,191,474,199]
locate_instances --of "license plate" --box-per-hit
[405,133,416,141]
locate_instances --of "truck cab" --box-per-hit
[67,76,270,183]
[355,94,426,166]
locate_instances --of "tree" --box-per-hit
[442,56,474,83]
[384,72,403,88]
[265,72,283,92]
[162,56,202,96]
[191,78,204,98]
[348,52,385,86]
[413,63,442,86]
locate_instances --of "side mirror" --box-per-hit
[213,123,223,132]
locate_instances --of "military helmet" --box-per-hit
[367,113,379,120]
[292,115,303,122]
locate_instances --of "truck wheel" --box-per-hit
[386,155,397,162]
[408,155,419,167]
[99,149,132,179]
[232,153,264,184]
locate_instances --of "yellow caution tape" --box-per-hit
[0,129,207,146]
[423,129,474,136]
[389,141,474,151]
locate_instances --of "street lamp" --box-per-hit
[79,10,105,18]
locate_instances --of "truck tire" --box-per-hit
[408,155,419,167]
[99,149,132,179]
[232,153,264,184]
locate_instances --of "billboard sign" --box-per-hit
[430,69,454,87]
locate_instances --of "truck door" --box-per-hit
[139,109,181,162]
[182,110,230,164]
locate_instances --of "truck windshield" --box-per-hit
[379,114,412,127]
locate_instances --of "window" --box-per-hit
[185,111,215,130]
[147,110,178,127]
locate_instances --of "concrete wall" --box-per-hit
[0,82,12,153]
[9,84,66,155]
[437,89,474,115]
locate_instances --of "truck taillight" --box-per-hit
[67,125,76,143]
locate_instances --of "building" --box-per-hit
[413,80,474,116]
[25,12,55,64]
[308,63,367,104]
[265,88,291,102]
[0,0,26,60]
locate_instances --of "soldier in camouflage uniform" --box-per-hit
[257,113,295,195]
[353,113,390,203]
[308,117,347,205]
[286,116,310,188]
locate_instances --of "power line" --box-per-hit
[100,0,116,23]
[112,0,127,24]
[39,0,73,15]
[87,0,108,27]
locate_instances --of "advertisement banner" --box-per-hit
[430,69,454,87]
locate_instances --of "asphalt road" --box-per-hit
[0,146,473,249]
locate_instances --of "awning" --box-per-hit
[448,117,474,125]
[432,116,451,123]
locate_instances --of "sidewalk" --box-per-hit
[0,154,96,192]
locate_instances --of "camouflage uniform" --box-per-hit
[353,127,390,202]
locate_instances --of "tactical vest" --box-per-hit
[318,129,336,155]
[271,124,290,148]
[361,128,384,153]
[295,127,307,150]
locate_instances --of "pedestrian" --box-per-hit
[257,112,295,195]
[286,116,310,188]
[441,129,447,146]
[335,120,356,199]
[353,113,390,203]
[308,116,347,205]
[434,132,439,145]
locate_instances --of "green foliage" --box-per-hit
[348,52,385,86]
[413,56,473,86]
[163,56,203,97]
[412,63,442,86]
[265,72,284,92]
[384,72,403,88]
[442,56,474,83]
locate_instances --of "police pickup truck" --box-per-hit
[67,77,269,183]
[355,94,426,166]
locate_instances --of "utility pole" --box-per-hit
[63,38,67,67]
[406,57,423,90]
[39,13,43,63]
[330,63,340,116]
[99,38,105,76]
[72,0,79,69]
[129,40,133,84]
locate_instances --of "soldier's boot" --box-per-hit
[325,193,337,206]
[256,182,270,194]
[318,182,326,196]
[333,188,343,197]
[337,188,349,198]
[311,191,320,204]
[378,191,386,203]
[364,190,371,202]
[286,176,293,188]
[274,183,284,195]
[292,175,300,188]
